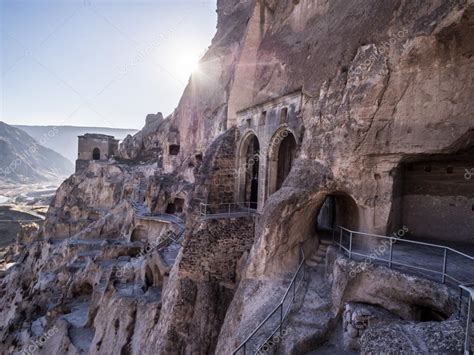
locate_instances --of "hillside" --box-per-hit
[0,122,74,183]
[14,125,138,163]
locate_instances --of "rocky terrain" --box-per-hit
[1,0,474,354]
[0,122,73,184]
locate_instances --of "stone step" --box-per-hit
[319,239,333,246]
[318,244,329,250]
[314,249,327,258]
[310,255,324,263]
[306,259,319,267]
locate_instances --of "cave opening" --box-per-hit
[165,198,185,214]
[72,282,93,299]
[169,144,180,155]
[131,226,147,243]
[144,265,154,291]
[389,145,474,245]
[415,305,448,322]
[315,193,359,237]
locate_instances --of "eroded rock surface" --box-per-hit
[2,0,474,354]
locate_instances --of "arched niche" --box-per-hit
[237,131,261,209]
[92,147,101,160]
[267,129,297,197]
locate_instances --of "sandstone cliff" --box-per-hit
[1,0,474,354]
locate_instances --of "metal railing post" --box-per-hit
[389,241,393,268]
[442,248,447,284]
[339,228,343,251]
[243,343,246,355]
[280,304,283,336]
[293,278,296,301]
[349,232,353,259]
[228,203,231,217]
[465,296,472,355]
[459,288,464,317]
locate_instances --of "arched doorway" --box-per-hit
[92,147,101,160]
[246,135,260,209]
[267,130,297,196]
[316,193,359,234]
[276,134,296,190]
[238,133,260,209]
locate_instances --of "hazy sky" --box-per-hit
[1,0,217,129]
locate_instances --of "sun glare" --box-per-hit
[174,51,202,80]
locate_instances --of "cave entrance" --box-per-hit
[166,198,185,214]
[315,193,359,236]
[416,305,448,322]
[238,133,260,209]
[267,130,297,196]
[389,146,474,245]
[144,265,154,290]
[92,147,101,160]
[131,226,147,243]
[169,145,180,156]
[71,282,93,299]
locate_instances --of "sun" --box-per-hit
[174,51,202,80]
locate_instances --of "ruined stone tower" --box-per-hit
[75,133,119,173]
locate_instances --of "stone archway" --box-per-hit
[237,132,261,209]
[316,192,360,234]
[267,129,297,196]
[131,226,147,242]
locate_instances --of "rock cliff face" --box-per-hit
[1,0,474,354]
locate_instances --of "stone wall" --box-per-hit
[235,91,304,210]
[342,302,400,351]
[195,128,239,209]
[397,159,474,243]
[77,134,118,161]
[180,217,256,282]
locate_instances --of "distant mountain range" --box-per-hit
[0,122,74,184]
[14,125,138,164]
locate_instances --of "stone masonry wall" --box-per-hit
[179,217,255,282]
[195,128,239,209]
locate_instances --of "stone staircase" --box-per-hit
[279,266,335,354]
[306,239,332,267]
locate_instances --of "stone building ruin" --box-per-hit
[235,91,303,211]
[75,133,119,173]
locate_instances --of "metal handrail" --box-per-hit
[199,202,259,218]
[233,246,305,355]
[459,284,474,355]
[336,226,474,354]
[334,226,474,285]
[337,226,474,260]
